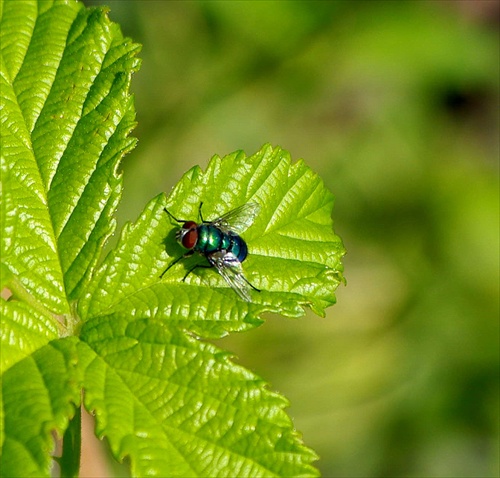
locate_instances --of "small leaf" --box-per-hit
[80,314,320,477]
[79,145,345,337]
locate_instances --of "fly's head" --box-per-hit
[176,221,198,249]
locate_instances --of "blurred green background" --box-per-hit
[84,1,499,476]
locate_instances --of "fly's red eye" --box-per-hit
[183,221,197,230]
[181,222,198,249]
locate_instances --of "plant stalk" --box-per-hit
[59,405,82,478]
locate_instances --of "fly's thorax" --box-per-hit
[177,221,198,249]
[196,224,224,253]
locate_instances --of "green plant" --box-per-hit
[0,1,345,476]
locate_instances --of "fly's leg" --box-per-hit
[181,261,260,292]
[241,274,261,293]
[198,202,207,223]
[182,263,213,282]
[160,250,194,278]
[163,207,189,224]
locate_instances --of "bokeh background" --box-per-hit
[82,1,499,477]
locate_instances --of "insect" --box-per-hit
[160,202,261,301]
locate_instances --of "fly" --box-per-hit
[160,202,261,301]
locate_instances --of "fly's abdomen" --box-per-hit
[227,233,248,263]
[197,225,248,262]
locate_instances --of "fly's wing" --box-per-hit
[210,202,260,234]
[208,251,253,302]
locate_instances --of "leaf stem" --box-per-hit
[59,405,82,478]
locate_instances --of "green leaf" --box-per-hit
[79,314,319,477]
[0,337,82,477]
[79,145,345,337]
[0,299,58,374]
[1,0,140,474]
[74,145,342,474]
[1,0,140,314]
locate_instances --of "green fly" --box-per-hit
[160,202,261,301]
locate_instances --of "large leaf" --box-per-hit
[80,314,319,477]
[79,145,345,338]
[73,144,344,475]
[1,1,140,475]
